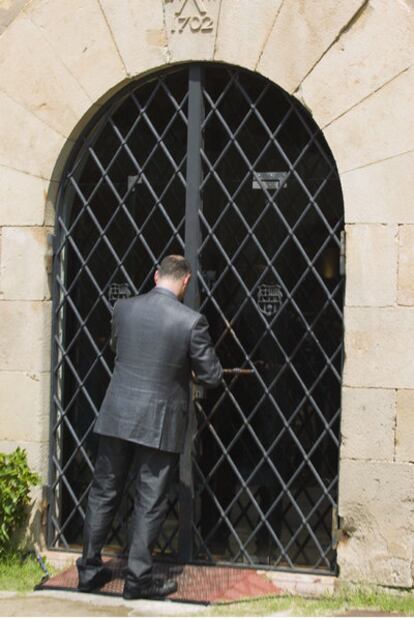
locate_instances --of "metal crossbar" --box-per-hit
[48,63,344,575]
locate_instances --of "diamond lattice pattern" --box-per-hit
[50,65,344,574]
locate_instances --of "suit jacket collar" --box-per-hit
[151,286,179,301]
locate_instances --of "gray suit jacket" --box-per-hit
[94,286,223,453]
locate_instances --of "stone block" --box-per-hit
[264,571,335,597]
[164,0,221,63]
[0,440,49,482]
[338,459,414,587]
[214,0,282,70]
[301,0,414,127]
[0,0,26,35]
[340,387,395,461]
[0,13,91,137]
[258,0,364,94]
[25,0,126,104]
[343,307,414,389]
[395,390,414,463]
[0,372,50,443]
[0,227,51,300]
[0,167,50,226]
[344,224,397,307]
[0,231,2,301]
[324,66,414,173]
[21,484,48,552]
[398,225,414,306]
[341,151,414,225]
[0,301,52,372]
[0,92,72,180]
[100,0,167,76]
[44,181,58,228]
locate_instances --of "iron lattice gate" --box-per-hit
[49,63,345,575]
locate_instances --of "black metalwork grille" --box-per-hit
[192,68,344,573]
[49,63,344,575]
[49,67,188,555]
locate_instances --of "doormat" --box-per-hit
[36,558,283,604]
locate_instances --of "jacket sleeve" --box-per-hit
[189,314,223,387]
[109,301,120,353]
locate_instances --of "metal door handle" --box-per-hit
[223,368,254,375]
[192,384,206,400]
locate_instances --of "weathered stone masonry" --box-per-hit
[0,0,413,587]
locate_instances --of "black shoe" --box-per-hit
[77,566,113,592]
[122,577,178,600]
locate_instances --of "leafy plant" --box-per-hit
[0,448,40,555]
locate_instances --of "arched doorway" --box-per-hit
[48,62,345,574]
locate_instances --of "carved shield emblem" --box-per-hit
[257,284,283,317]
[108,283,132,304]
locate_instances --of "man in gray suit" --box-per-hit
[77,255,223,599]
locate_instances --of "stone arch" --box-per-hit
[0,0,412,219]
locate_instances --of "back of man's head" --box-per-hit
[158,255,192,280]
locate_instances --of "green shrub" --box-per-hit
[0,448,40,556]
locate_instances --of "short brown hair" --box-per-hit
[157,255,192,280]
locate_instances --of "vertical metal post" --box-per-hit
[179,65,204,562]
[184,65,203,310]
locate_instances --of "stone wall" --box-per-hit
[0,0,412,587]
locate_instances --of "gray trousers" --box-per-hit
[77,435,178,586]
